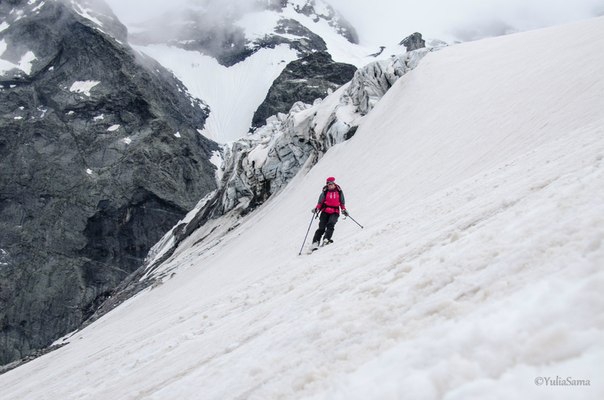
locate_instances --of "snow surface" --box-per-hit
[0,39,37,75]
[137,44,298,142]
[1,17,603,400]
[235,10,282,42]
[31,1,45,13]
[235,4,379,68]
[278,3,378,67]
[71,0,104,27]
[0,40,8,57]
[209,150,225,184]
[69,80,100,96]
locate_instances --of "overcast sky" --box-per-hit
[105,0,604,44]
[328,0,604,43]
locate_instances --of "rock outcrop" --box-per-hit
[0,0,217,365]
[399,32,426,52]
[252,51,357,129]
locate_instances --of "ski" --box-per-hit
[322,239,333,247]
[306,239,333,254]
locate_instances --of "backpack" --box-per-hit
[320,184,344,212]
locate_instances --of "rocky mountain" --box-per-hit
[251,51,357,129]
[0,0,218,365]
[124,0,365,142]
[129,0,358,67]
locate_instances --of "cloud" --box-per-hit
[103,0,265,53]
[104,0,604,45]
[325,0,604,44]
[105,0,260,26]
[104,0,190,25]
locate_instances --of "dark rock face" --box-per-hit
[399,32,426,52]
[252,51,356,128]
[272,18,328,54]
[0,0,217,365]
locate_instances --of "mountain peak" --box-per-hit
[126,0,358,66]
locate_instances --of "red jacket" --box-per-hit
[315,185,346,214]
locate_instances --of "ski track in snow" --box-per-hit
[1,17,604,400]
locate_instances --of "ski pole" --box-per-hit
[346,214,364,229]
[298,212,318,255]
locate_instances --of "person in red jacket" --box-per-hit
[311,176,348,248]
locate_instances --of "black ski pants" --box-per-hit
[312,211,339,243]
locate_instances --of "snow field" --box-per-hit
[136,44,298,142]
[304,125,604,400]
[1,17,603,400]
[69,80,100,96]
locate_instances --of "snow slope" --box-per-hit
[1,17,604,400]
[136,43,298,142]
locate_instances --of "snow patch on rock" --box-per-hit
[69,80,100,96]
[0,40,37,75]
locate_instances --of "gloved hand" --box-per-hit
[311,208,319,214]
[342,209,349,216]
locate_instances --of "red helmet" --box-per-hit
[326,176,336,183]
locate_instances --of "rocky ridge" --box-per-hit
[251,51,357,129]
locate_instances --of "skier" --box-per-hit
[311,177,348,250]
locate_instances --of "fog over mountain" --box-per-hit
[330,0,604,43]
[107,0,604,44]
